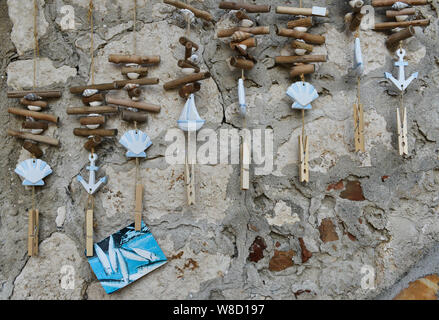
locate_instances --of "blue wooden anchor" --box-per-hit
[385,48,418,91]
[77,153,107,195]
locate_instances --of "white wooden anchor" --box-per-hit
[385,48,417,156]
[77,153,107,195]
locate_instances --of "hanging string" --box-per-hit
[133,0,137,55]
[88,0,95,85]
[33,0,39,90]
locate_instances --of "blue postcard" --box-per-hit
[87,222,167,294]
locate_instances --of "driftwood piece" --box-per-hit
[386,8,416,17]
[230,57,255,70]
[22,121,49,131]
[163,72,211,90]
[276,27,326,45]
[70,83,116,94]
[349,12,364,32]
[374,19,429,30]
[128,88,142,99]
[73,128,118,137]
[235,10,250,20]
[20,99,48,108]
[275,55,327,64]
[217,26,270,37]
[114,78,159,88]
[82,93,105,105]
[178,60,200,73]
[291,40,313,52]
[121,67,148,76]
[287,17,313,29]
[276,6,328,17]
[84,136,103,152]
[109,55,160,65]
[219,2,270,13]
[80,116,106,126]
[164,0,213,21]
[121,110,148,123]
[23,141,43,158]
[372,0,426,6]
[7,129,59,146]
[290,64,315,78]
[7,90,62,99]
[106,97,161,113]
[28,209,39,257]
[66,106,119,115]
[386,26,416,50]
[8,107,58,123]
[230,37,257,49]
[179,83,201,98]
[179,37,199,51]
[185,42,194,60]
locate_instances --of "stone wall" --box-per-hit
[0,0,438,300]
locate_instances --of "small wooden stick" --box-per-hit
[67,106,118,115]
[179,37,199,51]
[276,6,328,17]
[276,27,326,45]
[217,26,270,37]
[397,107,408,156]
[275,55,327,64]
[8,107,58,123]
[114,78,159,88]
[287,17,313,29]
[80,116,106,126]
[23,141,43,158]
[121,110,148,123]
[28,209,39,256]
[82,93,105,105]
[22,121,48,131]
[178,60,200,73]
[8,90,62,99]
[121,67,148,76]
[219,2,270,13]
[106,97,161,113]
[73,128,118,137]
[354,103,365,152]
[386,26,416,50]
[185,42,194,60]
[230,57,255,70]
[372,0,426,7]
[290,64,315,78]
[70,83,116,94]
[7,129,59,146]
[163,0,213,21]
[164,72,211,90]
[86,209,93,257]
[179,83,201,98]
[84,136,103,152]
[134,184,143,231]
[291,40,313,53]
[349,12,364,32]
[108,54,160,65]
[235,10,250,20]
[386,8,416,17]
[230,37,257,49]
[299,136,309,183]
[128,88,142,99]
[20,99,48,109]
[374,19,429,30]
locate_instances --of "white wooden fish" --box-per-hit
[116,249,129,283]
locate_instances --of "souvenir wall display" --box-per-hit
[7,0,62,256]
[273,0,328,183]
[217,2,271,190]
[371,0,429,156]
[163,0,213,205]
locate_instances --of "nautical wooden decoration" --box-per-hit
[108,0,161,231]
[6,0,62,257]
[67,1,119,256]
[371,0,429,156]
[274,0,328,183]
[217,1,271,191]
[163,0,212,205]
[345,1,367,152]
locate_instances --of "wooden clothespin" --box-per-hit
[27,209,39,256]
[354,102,365,152]
[299,135,309,183]
[185,151,196,205]
[86,208,93,256]
[134,183,143,231]
[240,136,251,190]
[397,107,408,156]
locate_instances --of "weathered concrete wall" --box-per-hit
[0,0,438,300]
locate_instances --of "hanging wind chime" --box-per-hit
[274,0,328,183]
[345,1,367,152]
[371,0,429,156]
[7,0,62,256]
[163,0,213,205]
[108,0,162,231]
[217,1,271,190]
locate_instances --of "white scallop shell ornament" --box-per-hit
[286,82,319,110]
[15,159,52,186]
[119,130,152,158]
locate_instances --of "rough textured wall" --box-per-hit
[0,0,439,300]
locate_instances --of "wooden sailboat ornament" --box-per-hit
[7,0,62,256]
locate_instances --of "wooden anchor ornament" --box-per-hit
[217,1,271,191]
[274,0,328,183]
[163,0,212,205]
[108,0,162,231]
[7,0,62,256]
[371,1,428,156]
